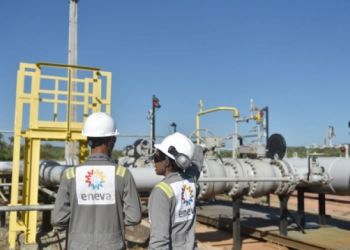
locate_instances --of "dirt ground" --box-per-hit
[195,193,350,250]
[1,193,350,250]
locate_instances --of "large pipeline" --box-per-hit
[1,154,349,200]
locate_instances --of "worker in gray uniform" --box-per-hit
[52,112,142,250]
[148,132,204,250]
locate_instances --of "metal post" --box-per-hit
[65,0,78,163]
[170,122,177,133]
[151,95,160,150]
[318,193,326,226]
[232,197,241,250]
[297,188,305,228]
[39,194,53,232]
[260,106,269,151]
[278,194,290,236]
[266,194,270,206]
[149,110,153,156]
[0,176,6,227]
[152,98,156,150]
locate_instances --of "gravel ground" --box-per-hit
[1,194,349,249]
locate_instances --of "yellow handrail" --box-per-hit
[196,99,240,144]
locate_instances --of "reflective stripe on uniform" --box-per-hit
[66,167,75,180]
[116,165,126,177]
[155,182,174,198]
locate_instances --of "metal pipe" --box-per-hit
[38,186,57,198]
[260,106,269,150]
[233,119,238,159]
[0,130,14,133]
[129,168,163,192]
[198,177,291,182]
[0,205,54,212]
[118,134,166,138]
[3,155,350,200]
[196,99,240,144]
[0,183,22,187]
[0,190,8,202]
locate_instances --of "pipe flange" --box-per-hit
[244,160,257,196]
[223,158,235,167]
[229,160,245,198]
[270,160,290,195]
[199,164,209,198]
[283,160,300,194]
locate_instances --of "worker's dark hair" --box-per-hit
[168,157,182,172]
[87,136,115,148]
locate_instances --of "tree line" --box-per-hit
[0,133,124,161]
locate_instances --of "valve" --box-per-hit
[253,108,262,124]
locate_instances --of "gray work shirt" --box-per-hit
[52,153,142,250]
[148,164,201,250]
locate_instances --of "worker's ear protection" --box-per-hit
[168,146,191,170]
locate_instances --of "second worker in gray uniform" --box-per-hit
[52,112,142,250]
[148,132,204,250]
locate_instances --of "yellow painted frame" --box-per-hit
[8,62,112,248]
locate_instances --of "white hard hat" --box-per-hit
[82,112,119,137]
[154,132,194,161]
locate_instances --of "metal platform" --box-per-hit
[196,199,350,250]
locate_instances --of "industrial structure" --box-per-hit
[7,62,111,249]
[0,62,350,249]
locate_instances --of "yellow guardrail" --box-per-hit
[196,99,240,144]
[8,62,112,248]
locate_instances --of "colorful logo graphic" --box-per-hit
[181,184,194,206]
[85,169,105,190]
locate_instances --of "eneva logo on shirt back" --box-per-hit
[76,166,116,205]
[80,169,112,201]
[179,184,195,217]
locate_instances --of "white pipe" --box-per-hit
[38,186,57,198]
[198,177,290,182]
[3,155,350,199]
[128,168,163,192]
[0,205,54,212]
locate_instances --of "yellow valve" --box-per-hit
[253,111,262,124]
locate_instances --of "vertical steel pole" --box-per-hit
[318,193,326,226]
[40,194,53,232]
[152,98,155,150]
[232,197,241,250]
[66,0,78,163]
[297,188,305,228]
[278,194,289,236]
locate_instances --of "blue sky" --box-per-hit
[1,1,350,150]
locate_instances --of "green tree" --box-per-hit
[40,143,65,160]
[0,133,13,160]
[111,150,124,161]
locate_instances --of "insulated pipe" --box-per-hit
[0,161,24,174]
[128,168,163,192]
[283,157,350,195]
[38,161,163,192]
[1,160,163,193]
[198,158,287,199]
[39,160,71,187]
[4,156,350,200]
